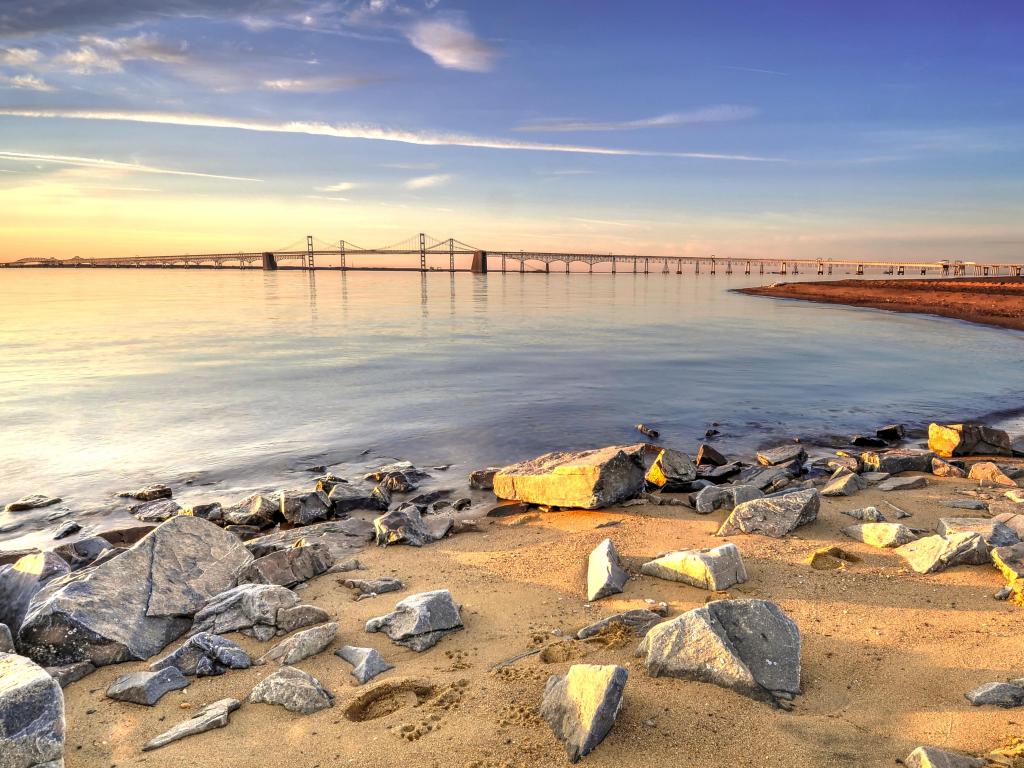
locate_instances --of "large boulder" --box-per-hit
[541,664,628,763]
[904,746,986,768]
[142,698,240,752]
[587,539,628,601]
[493,445,647,509]
[18,516,252,667]
[365,590,463,652]
[716,489,819,538]
[640,544,747,590]
[928,423,1012,458]
[861,449,934,474]
[644,449,696,492]
[189,584,301,641]
[237,544,333,588]
[0,652,65,768]
[638,599,800,703]
[0,552,71,635]
[897,532,991,574]
[248,666,334,714]
[327,482,389,513]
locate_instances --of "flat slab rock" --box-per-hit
[335,645,393,685]
[249,665,334,714]
[756,444,806,467]
[897,532,991,574]
[843,523,919,548]
[904,746,987,768]
[965,680,1024,708]
[259,622,338,665]
[541,663,628,763]
[106,667,188,706]
[861,449,934,474]
[937,517,1020,547]
[143,698,240,751]
[638,599,800,704]
[877,475,927,492]
[493,444,648,510]
[0,651,65,768]
[576,610,666,641]
[4,494,62,512]
[640,543,747,591]
[587,538,629,601]
[716,489,820,538]
[18,515,253,667]
[365,589,463,651]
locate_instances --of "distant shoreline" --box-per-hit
[737,277,1024,333]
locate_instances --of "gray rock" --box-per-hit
[52,536,114,571]
[0,551,70,634]
[190,583,300,639]
[940,499,987,511]
[0,622,12,653]
[576,609,666,640]
[364,460,428,482]
[716,489,819,538]
[587,538,628,601]
[739,464,796,491]
[44,661,95,688]
[373,506,437,547]
[965,680,1024,708]
[334,645,393,684]
[992,542,1024,583]
[994,511,1024,539]
[365,589,463,651]
[469,467,500,490]
[897,532,991,574]
[327,481,389,513]
[860,471,891,485]
[151,632,251,677]
[238,544,334,588]
[18,516,252,667]
[246,518,375,560]
[756,444,806,467]
[821,471,866,497]
[222,493,279,528]
[861,449,935,474]
[4,495,62,513]
[644,449,697,491]
[638,599,800,703]
[182,502,223,522]
[841,506,885,522]
[119,484,172,501]
[541,664,628,763]
[694,484,762,515]
[937,518,1020,547]
[343,578,403,597]
[276,604,331,634]
[0,652,65,768]
[928,423,1013,457]
[842,523,919,548]
[279,490,332,526]
[876,423,906,442]
[142,698,240,751]
[106,667,188,706]
[248,666,334,714]
[904,746,986,768]
[640,543,747,590]
[259,622,338,665]
[52,521,81,540]
[493,445,648,510]
[131,499,182,523]
[377,471,418,493]
[877,475,928,491]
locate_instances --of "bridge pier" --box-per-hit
[470,250,488,273]
[545,262,550,274]
[262,252,278,270]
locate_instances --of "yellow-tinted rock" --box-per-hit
[929,423,1012,458]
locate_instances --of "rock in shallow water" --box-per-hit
[106,667,188,706]
[365,590,463,651]
[587,538,628,601]
[0,551,70,636]
[716,489,819,538]
[4,494,62,513]
[142,698,240,751]
[279,490,332,525]
[541,663,628,763]
[640,544,747,590]
[249,666,334,714]
[0,652,65,768]
[756,444,806,467]
[335,645,393,684]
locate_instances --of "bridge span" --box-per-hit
[2,233,1021,278]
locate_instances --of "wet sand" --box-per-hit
[738,277,1024,332]
[61,477,1023,768]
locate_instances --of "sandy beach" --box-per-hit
[738,278,1024,332]
[54,473,1023,768]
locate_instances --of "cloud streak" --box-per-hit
[404,173,451,189]
[0,150,261,181]
[516,105,759,132]
[0,108,785,161]
[0,74,55,91]
[405,17,497,72]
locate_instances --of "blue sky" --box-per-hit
[0,0,1022,261]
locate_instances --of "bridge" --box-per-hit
[2,232,1021,278]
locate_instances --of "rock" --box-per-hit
[0,548,39,567]
[343,578,402,597]
[968,461,1018,487]
[928,423,1012,458]
[0,551,71,634]
[0,652,65,768]
[131,499,182,523]
[994,512,1024,538]
[897,532,991,574]
[364,461,428,483]
[940,499,987,511]
[248,666,334,714]
[373,506,437,547]
[738,464,795,491]
[850,435,887,448]
[238,544,334,588]
[931,457,968,478]
[18,516,252,667]
[469,467,500,490]
[486,501,534,517]
[861,449,934,474]
[151,632,251,677]
[822,471,866,497]
[327,482,390,513]
[644,449,696,492]
[827,455,861,474]
[1006,489,1024,504]
[142,698,240,751]
[222,493,280,529]
[452,497,472,511]
[587,539,629,601]
[992,542,1024,584]
[276,604,331,634]
[806,546,861,570]
[843,523,919,548]
[541,664,627,763]
[53,536,114,571]
[860,471,891,485]
[365,589,463,651]
[904,746,986,768]
[0,521,24,534]
[877,476,927,491]
[695,444,728,467]
[3,494,62,513]
[841,506,885,522]
[119,484,172,502]
[693,484,762,515]
[334,645,393,684]
[0,622,12,652]
[97,524,156,547]
[576,610,665,640]
[52,521,81,540]
[279,490,332,525]
[493,445,647,510]
[638,599,800,703]
[697,461,743,483]
[876,424,906,442]
[716,489,819,538]
[640,544,747,590]
[965,680,1024,708]
[190,583,301,640]
[106,667,188,706]
[937,518,1020,547]
[182,502,223,522]
[756,444,806,467]
[44,661,95,688]
[247,519,375,561]
[260,622,338,665]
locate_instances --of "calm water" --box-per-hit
[1,268,1022,552]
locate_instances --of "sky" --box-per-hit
[0,0,1022,262]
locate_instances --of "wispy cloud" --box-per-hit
[516,105,759,132]
[315,181,357,192]
[1,47,41,66]
[0,150,261,181]
[0,74,55,92]
[0,109,786,161]
[261,74,380,92]
[719,65,788,76]
[404,173,452,189]
[54,34,187,75]
[405,16,497,72]
[305,194,350,202]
